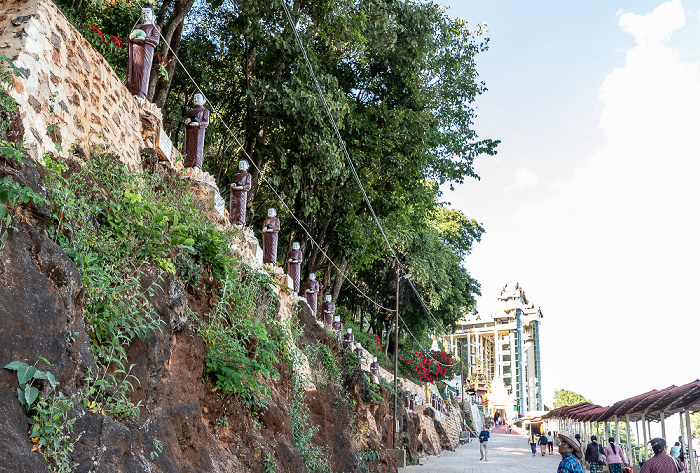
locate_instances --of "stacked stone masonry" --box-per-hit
[0,0,146,167]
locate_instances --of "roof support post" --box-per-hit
[605,421,609,441]
[660,411,666,440]
[614,415,619,442]
[636,421,642,462]
[625,414,633,466]
[680,412,686,457]
[641,414,648,462]
[685,409,696,473]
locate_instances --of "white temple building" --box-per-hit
[447,283,544,419]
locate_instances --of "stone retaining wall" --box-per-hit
[0,0,145,167]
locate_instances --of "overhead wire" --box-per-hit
[129,0,395,313]
[278,0,457,337]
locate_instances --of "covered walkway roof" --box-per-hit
[542,380,700,422]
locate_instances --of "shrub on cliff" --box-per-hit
[41,149,281,416]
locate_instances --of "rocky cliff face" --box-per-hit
[0,1,464,471]
[0,115,462,473]
[0,173,389,473]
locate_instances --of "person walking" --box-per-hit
[605,437,628,473]
[479,426,490,461]
[558,433,584,473]
[529,431,538,456]
[585,435,606,473]
[540,433,549,456]
[678,437,686,463]
[640,438,687,473]
[671,443,682,459]
[547,431,555,454]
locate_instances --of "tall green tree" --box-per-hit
[692,412,700,441]
[75,0,499,340]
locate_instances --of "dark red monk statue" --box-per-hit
[342,328,354,350]
[304,273,319,317]
[354,342,363,358]
[126,4,160,100]
[286,242,302,294]
[229,159,251,226]
[183,93,210,174]
[370,356,380,383]
[321,294,335,326]
[332,315,343,337]
[261,208,280,264]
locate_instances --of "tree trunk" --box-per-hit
[321,259,333,301]
[384,317,392,357]
[331,257,348,304]
[306,178,337,274]
[152,21,183,109]
[146,0,195,104]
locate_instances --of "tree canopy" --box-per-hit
[55,0,499,345]
[553,389,591,409]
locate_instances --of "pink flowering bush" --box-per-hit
[399,350,455,383]
[84,25,127,77]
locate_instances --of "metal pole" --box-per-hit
[625,414,632,466]
[685,409,696,473]
[681,412,687,451]
[393,270,399,450]
[641,415,648,462]
[660,411,666,440]
[460,344,464,415]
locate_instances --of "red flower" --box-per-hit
[90,25,103,36]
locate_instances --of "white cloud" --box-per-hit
[618,0,685,45]
[505,168,539,192]
[470,1,700,405]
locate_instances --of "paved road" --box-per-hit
[406,432,564,472]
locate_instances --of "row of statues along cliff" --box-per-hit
[126,4,209,180]
[125,4,342,323]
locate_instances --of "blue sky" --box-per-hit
[440,0,700,419]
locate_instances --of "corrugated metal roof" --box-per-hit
[543,380,700,422]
